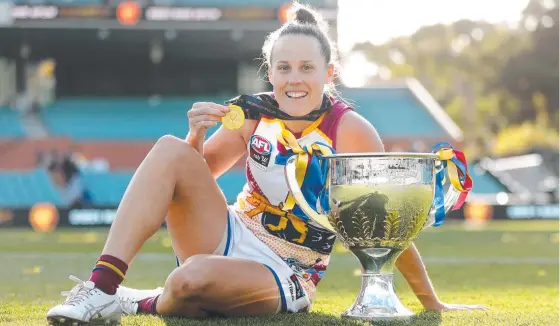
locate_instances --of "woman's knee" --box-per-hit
[152,135,206,176]
[166,255,214,301]
[154,135,196,161]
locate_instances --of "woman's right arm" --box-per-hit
[185,102,255,179]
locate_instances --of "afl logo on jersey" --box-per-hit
[250,135,272,170]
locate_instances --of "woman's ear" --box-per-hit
[326,63,335,83]
[267,66,273,84]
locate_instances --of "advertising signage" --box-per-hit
[6,2,337,26]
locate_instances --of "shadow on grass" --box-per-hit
[158,311,442,326]
[374,311,442,326]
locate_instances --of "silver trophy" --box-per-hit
[285,153,462,321]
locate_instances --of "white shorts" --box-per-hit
[176,207,311,313]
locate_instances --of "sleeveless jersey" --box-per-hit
[232,100,352,301]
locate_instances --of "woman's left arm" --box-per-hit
[335,111,488,312]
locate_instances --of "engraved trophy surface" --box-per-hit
[285,152,463,321]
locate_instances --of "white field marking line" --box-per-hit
[0,253,558,264]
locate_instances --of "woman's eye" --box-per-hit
[278,65,290,71]
[303,65,314,71]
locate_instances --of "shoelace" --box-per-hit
[60,275,95,306]
[120,297,139,315]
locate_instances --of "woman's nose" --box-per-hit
[287,73,303,84]
[288,76,303,85]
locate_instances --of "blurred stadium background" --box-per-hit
[0,0,557,229]
[0,1,558,325]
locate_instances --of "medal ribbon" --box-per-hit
[431,142,473,226]
[225,92,333,121]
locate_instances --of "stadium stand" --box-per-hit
[468,163,510,194]
[0,169,62,208]
[0,106,26,138]
[40,86,453,141]
[341,88,449,138]
[0,82,507,208]
[80,169,246,206]
[80,170,132,206]
[0,162,512,208]
[41,97,225,141]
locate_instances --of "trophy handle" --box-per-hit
[425,163,462,228]
[284,155,335,232]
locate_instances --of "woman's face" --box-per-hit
[268,34,334,118]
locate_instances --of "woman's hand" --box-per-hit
[187,102,229,139]
[423,300,490,312]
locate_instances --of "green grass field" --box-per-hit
[0,220,558,325]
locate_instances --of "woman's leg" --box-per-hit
[156,255,281,317]
[102,135,228,263]
[47,135,230,324]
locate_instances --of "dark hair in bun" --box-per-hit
[293,6,318,25]
[261,2,340,98]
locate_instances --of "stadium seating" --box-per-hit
[216,169,247,202]
[41,97,226,140]
[80,170,132,206]
[0,169,62,208]
[80,169,247,206]
[468,163,509,194]
[340,88,448,138]
[0,167,246,208]
[0,89,492,208]
[0,107,26,138]
[0,163,501,208]
[41,89,448,140]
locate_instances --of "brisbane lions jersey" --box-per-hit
[231,100,352,300]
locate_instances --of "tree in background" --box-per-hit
[501,0,559,124]
[352,0,558,159]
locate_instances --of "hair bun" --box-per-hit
[293,7,318,25]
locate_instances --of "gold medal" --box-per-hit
[221,104,245,130]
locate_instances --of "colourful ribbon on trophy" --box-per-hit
[275,129,334,221]
[431,142,473,226]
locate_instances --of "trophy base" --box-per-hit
[341,273,414,321]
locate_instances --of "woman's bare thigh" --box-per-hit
[161,137,229,260]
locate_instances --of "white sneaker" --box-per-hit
[47,275,122,325]
[117,285,164,315]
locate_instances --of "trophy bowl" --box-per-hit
[285,152,463,321]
